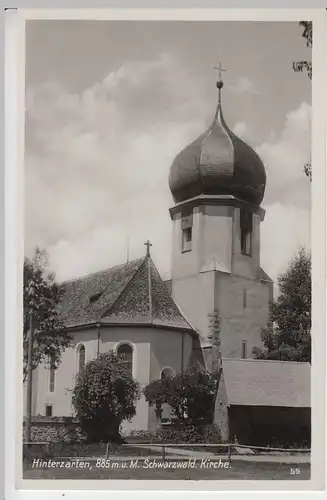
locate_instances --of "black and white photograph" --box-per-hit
[12,9,324,491]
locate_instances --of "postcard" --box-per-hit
[4,7,326,496]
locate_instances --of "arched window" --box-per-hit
[117,343,133,375]
[78,344,86,373]
[161,367,175,380]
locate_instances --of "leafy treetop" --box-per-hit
[72,351,141,442]
[24,248,71,380]
[144,363,219,424]
[253,248,311,362]
[293,21,312,181]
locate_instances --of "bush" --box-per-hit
[144,364,219,425]
[72,351,141,443]
[129,429,153,438]
[126,430,155,442]
[154,423,222,444]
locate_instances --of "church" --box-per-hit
[27,73,310,443]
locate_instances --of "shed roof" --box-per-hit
[222,358,310,408]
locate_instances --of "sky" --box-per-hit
[24,20,311,283]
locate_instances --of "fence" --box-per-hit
[105,442,311,462]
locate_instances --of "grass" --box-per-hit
[30,443,160,459]
[23,458,310,480]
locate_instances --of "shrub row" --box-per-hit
[127,424,222,444]
[22,422,85,444]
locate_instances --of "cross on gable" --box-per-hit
[214,62,226,81]
[144,240,152,257]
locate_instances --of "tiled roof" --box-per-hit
[222,359,310,408]
[57,257,195,333]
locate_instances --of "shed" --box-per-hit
[214,359,311,447]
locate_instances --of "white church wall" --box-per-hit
[171,271,216,344]
[202,205,233,271]
[99,327,152,385]
[148,328,193,432]
[149,328,193,380]
[29,325,191,432]
[31,329,98,417]
[170,202,270,350]
[100,326,152,432]
[216,272,273,359]
[171,208,202,279]
[37,348,76,417]
[231,208,262,280]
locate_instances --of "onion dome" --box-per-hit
[169,78,266,207]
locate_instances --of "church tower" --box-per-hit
[168,68,273,359]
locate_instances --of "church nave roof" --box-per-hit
[57,256,196,334]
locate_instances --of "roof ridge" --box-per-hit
[61,257,144,285]
[100,257,147,319]
[147,256,153,322]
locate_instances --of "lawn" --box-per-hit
[23,458,310,480]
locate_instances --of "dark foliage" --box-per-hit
[253,248,311,362]
[144,364,219,424]
[24,248,71,380]
[292,21,312,181]
[72,351,141,442]
[293,21,312,80]
[155,423,222,444]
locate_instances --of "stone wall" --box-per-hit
[23,417,83,443]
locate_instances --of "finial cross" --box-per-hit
[214,62,226,81]
[144,240,152,257]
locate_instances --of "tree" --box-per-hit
[72,351,141,442]
[253,248,311,362]
[23,248,71,381]
[144,364,219,425]
[293,21,312,80]
[208,309,221,371]
[293,21,312,181]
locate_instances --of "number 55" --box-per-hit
[290,468,301,475]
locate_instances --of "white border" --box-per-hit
[4,6,327,499]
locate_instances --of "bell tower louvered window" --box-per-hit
[240,210,253,256]
[181,210,193,252]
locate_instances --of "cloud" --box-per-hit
[261,203,310,283]
[232,121,256,143]
[256,101,311,211]
[25,54,206,281]
[25,55,311,286]
[229,76,259,95]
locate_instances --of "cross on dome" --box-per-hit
[214,62,226,95]
[144,240,152,257]
[214,62,226,81]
